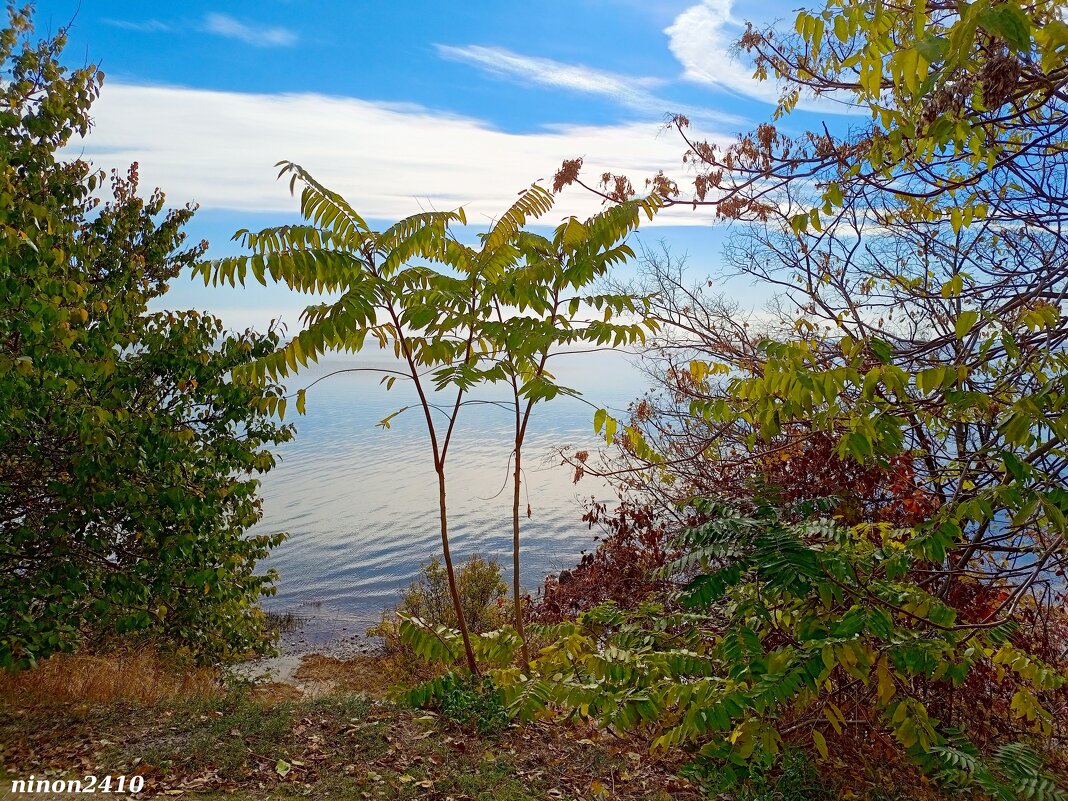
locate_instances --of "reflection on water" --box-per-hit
[252,351,645,648]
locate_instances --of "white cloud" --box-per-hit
[101,18,173,33]
[181,303,312,333]
[203,13,297,48]
[666,0,858,113]
[435,45,666,110]
[667,1,768,96]
[72,81,728,225]
[435,44,746,126]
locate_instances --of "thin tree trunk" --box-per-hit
[512,435,530,666]
[385,292,479,677]
[437,466,479,675]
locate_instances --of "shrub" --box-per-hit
[415,672,509,735]
[401,554,509,633]
[369,555,510,668]
[528,500,681,623]
[399,501,1068,800]
[0,9,291,668]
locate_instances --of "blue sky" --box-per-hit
[44,0,852,330]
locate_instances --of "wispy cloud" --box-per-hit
[666,0,859,113]
[203,13,297,48]
[434,44,745,126]
[101,13,297,48]
[102,18,173,33]
[436,45,666,110]
[666,0,786,104]
[72,82,730,225]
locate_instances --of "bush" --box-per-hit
[420,672,509,735]
[401,554,509,633]
[528,500,681,623]
[0,9,291,669]
[369,555,510,666]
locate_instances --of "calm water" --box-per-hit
[252,350,647,650]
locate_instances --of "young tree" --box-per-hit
[0,9,292,669]
[198,164,665,670]
[196,167,561,674]
[483,207,660,664]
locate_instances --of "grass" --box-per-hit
[292,653,405,697]
[0,649,221,708]
[264,610,305,635]
[0,652,696,800]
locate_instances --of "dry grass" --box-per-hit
[0,648,222,708]
[292,653,405,697]
[249,681,303,703]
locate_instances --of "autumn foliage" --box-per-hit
[528,501,680,623]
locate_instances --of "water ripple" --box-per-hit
[253,354,641,638]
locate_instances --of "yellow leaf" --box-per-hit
[899,47,919,93]
[812,729,829,760]
[824,704,844,734]
[834,14,848,42]
[877,659,896,704]
[950,206,963,234]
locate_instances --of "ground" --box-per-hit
[0,653,698,801]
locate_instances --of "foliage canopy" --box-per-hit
[0,8,291,669]
[409,0,1068,795]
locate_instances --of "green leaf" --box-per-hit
[275,759,292,777]
[941,274,964,298]
[824,181,843,207]
[847,431,873,460]
[954,310,979,340]
[945,1,983,70]
[593,408,607,434]
[917,366,949,394]
[1001,452,1027,483]
[868,338,893,363]
[979,2,1032,51]
[377,406,409,429]
[915,34,949,63]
